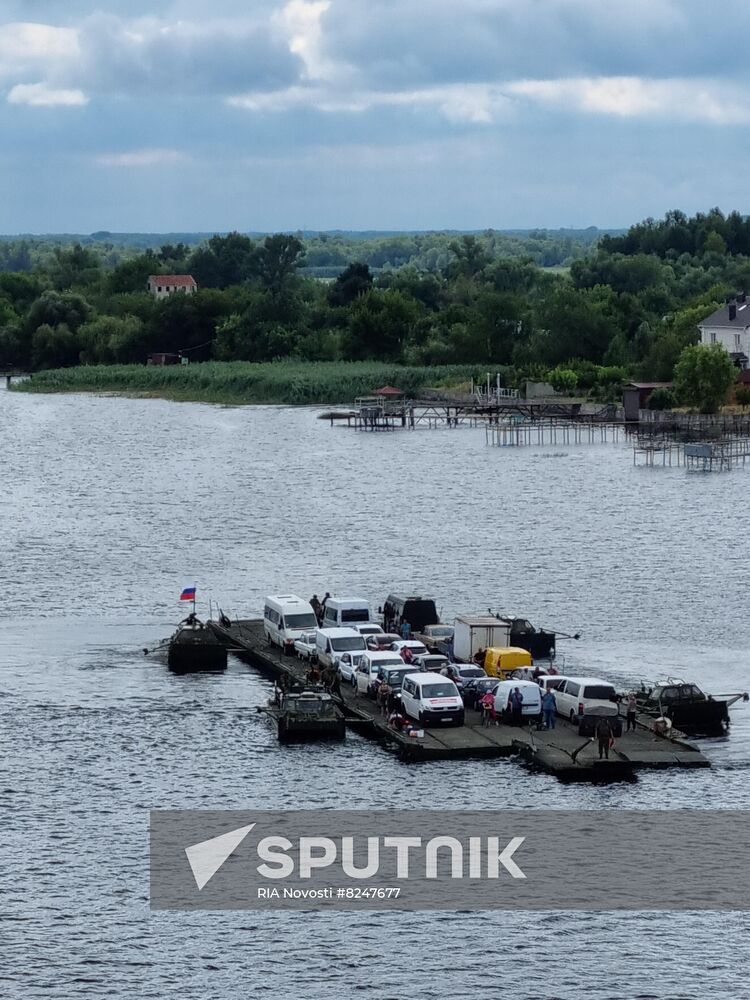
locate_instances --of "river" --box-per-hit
[1,388,748,998]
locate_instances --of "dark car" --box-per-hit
[382,594,439,633]
[462,676,499,710]
[367,632,401,650]
[376,666,413,697]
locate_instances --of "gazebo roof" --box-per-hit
[372,385,405,396]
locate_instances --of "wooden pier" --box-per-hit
[209,619,710,781]
[633,440,684,467]
[486,420,623,448]
[326,396,619,432]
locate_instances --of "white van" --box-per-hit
[355,651,405,696]
[494,680,542,721]
[400,671,464,727]
[350,622,385,637]
[537,674,567,694]
[321,598,373,629]
[554,676,618,724]
[263,595,318,652]
[315,627,367,677]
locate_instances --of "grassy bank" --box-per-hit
[11,361,484,405]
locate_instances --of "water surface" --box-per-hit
[1,388,748,998]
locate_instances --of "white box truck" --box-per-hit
[452,615,512,662]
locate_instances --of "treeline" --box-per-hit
[601,208,750,258]
[1,211,749,387]
[0,226,604,276]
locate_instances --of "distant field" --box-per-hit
[12,361,485,405]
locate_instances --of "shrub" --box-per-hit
[647,387,676,410]
[547,368,579,394]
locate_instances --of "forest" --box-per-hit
[1,210,749,396]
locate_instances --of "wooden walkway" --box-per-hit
[210,619,710,781]
[328,398,620,431]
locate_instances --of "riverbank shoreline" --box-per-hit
[8,360,480,406]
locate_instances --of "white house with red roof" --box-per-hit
[147,274,197,299]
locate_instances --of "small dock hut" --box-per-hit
[355,385,406,430]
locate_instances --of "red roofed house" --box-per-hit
[147,274,197,299]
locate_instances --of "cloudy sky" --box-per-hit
[0,0,748,232]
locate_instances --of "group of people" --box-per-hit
[479,685,539,727]
[274,662,340,697]
[303,661,341,695]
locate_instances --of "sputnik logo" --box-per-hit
[185,823,255,890]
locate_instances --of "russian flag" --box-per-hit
[180,586,196,602]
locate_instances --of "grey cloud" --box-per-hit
[60,11,304,96]
[0,2,164,23]
[318,0,750,86]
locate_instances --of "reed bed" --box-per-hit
[13,361,484,405]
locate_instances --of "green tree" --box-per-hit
[547,368,579,394]
[538,285,621,364]
[0,323,26,367]
[735,385,750,408]
[446,235,490,279]
[0,272,42,309]
[149,289,232,358]
[344,289,418,360]
[189,232,261,289]
[78,314,147,363]
[260,234,305,296]
[25,290,92,336]
[328,262,373,307]
[108,253,156,294]
[30,322,80,369]
[703,231,727,256]
[49,243,102,289]
[674,343,736,413]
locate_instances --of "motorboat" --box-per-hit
[636,677,748,733]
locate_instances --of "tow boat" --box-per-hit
[487,612,582,661]
[144,614,228,673]
[636,678,748,734]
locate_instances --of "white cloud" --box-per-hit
[95,148,188,167]
[508,76,750,125]
[7,82,88,106]
[276,0,332,80]
[0,21,79,67]
[228,81,511,123]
